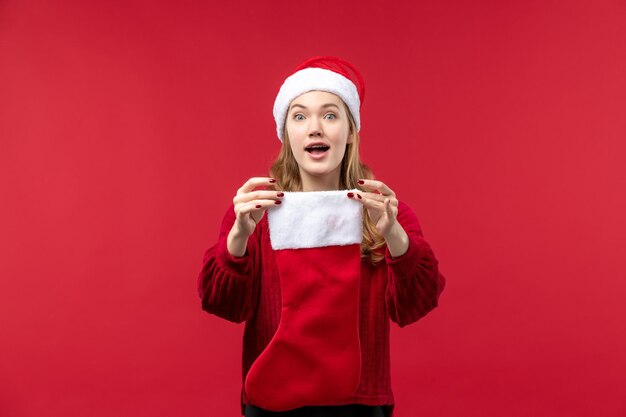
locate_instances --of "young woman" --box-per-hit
[197,56,446,417]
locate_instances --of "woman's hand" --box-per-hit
[348,179,399,238]
[232,177,283,238]
[348,179,409,258]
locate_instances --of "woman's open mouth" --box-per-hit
[305,145,330,159]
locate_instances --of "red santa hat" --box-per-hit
[273,56,365,142]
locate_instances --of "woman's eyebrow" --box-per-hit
[290,103,340,111]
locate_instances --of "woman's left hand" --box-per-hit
[348,179,399,239]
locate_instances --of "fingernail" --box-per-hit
[347,192,354,198]
[269,179,276,183]
[275,200,281,204]
[358,180,365,184]
[256,204,261,208]
[357,194,362,199]
[277,192,284,197]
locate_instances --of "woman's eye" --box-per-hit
[325,113,336,119]
[294,114,304,120]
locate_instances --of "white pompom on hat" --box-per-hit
[273,56,365,142]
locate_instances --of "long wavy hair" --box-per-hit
[268,99,386,265]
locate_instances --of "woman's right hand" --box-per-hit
[232,177,284,238]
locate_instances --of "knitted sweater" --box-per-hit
[197,200,446,417]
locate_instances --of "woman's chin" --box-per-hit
[303,165,341,177]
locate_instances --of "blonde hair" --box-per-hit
[268,99,386,265]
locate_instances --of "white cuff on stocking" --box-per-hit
[267,189,363,250]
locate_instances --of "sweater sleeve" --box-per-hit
[196,204,261,324]
[385,201,446,328]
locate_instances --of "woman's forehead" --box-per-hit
[289,90,343,108]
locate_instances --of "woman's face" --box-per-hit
[285,90,352,189]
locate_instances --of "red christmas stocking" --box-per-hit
[244,189,363,411]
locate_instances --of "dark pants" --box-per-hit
[244,404,388,417]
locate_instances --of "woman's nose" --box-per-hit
[308,117,322,137]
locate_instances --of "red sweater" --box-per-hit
[197,200,446,416]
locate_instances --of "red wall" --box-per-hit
[1,1,625,416]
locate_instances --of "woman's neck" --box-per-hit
[300,171,342,192]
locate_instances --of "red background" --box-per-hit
[1,1,625,416]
